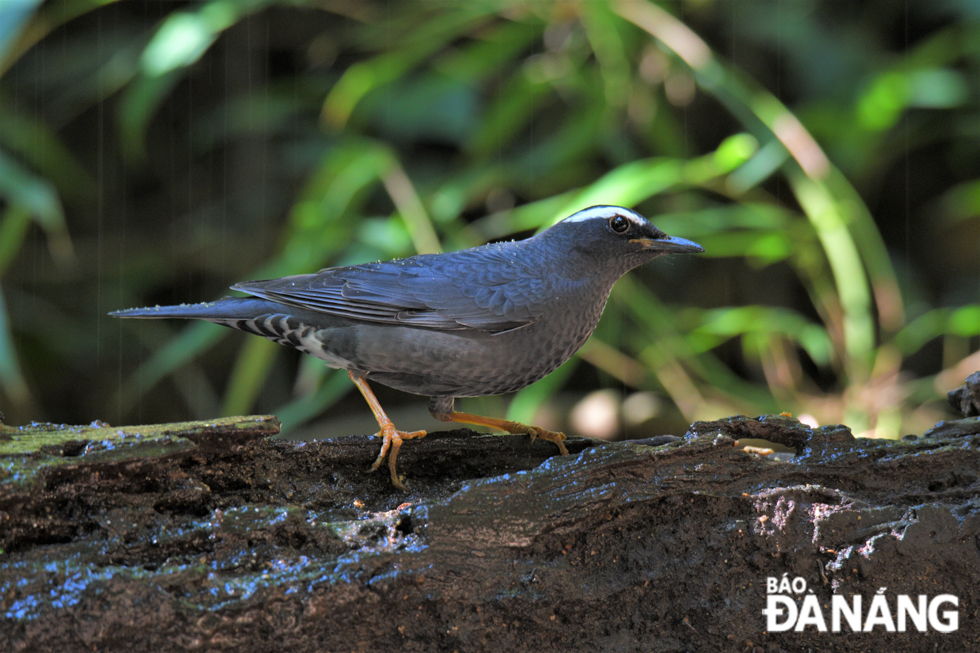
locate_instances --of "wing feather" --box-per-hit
[232,242,546,334]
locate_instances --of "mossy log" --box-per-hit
[1,411,979,652]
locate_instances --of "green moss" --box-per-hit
[0,415,279,492]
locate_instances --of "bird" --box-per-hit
[110,205,703,489]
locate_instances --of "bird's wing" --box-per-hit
[232,244,546,334]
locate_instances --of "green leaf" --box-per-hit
[0,286,30,407]
[276,369,350,434]
[0,102,97,203]
[120,0,285,159]
[221,337,280,416]
[116,321,227,412]
[0,147,73,265]
[0,205,32,277]
[949,305,980,337]
[324,6,495,127]
[0,0,43,65]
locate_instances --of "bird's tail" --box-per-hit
[110,296,334,360]
[109,296,282,321]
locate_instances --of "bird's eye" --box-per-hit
[609,215,630,234]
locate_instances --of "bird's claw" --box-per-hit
[526,426,569,456]
[368,424,426,490]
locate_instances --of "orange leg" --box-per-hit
[438,410,569,456]
[348,371,426,490]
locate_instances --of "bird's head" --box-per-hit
[544,205,703,277]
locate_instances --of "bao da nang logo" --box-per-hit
[762,575,958,633]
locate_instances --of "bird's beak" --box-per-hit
[630,235,704,254]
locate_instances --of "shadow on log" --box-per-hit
[1,410,979,652]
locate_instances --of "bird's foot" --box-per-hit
[523,424,569,456]
[348,371,426,489]
[436,408,571,457]
[368,424,426,490]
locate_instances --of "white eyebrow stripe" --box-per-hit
[561,205,645,224]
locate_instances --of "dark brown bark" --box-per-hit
[1,412,978,652]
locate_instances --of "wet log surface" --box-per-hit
[1,412,979,652]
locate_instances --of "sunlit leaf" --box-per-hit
[323,6,496,128]
[893,307,980,355]
[691,307,833,365]
[712,133,759,173]
[857,71,910,132]
[120,0,291,159]
[0,0,43,65]
[949,305,980,337]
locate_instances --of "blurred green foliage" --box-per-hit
[0,0,977,440]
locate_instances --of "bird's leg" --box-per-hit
[348,371,426,490]
[428,397,569,456]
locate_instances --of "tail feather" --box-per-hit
[109,297,283,321]
[110,296,343,363]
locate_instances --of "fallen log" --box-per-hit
[1,411,978,652]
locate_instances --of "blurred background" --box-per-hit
[0,0,977,442]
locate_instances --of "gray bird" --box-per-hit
[111,205,703,488]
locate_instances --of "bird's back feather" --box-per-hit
[231,241,551,334]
